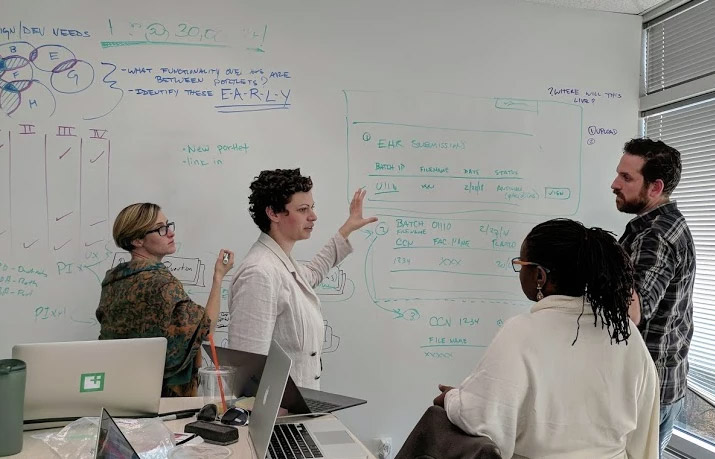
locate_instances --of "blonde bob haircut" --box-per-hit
[113,203,162,251]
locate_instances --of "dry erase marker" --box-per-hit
[160,410,198,421]
[223,252,229,265]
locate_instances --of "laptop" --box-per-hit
[12,337,166,430]
[203,344,366,414]
[249,340,368,459]
[94,408,141,459]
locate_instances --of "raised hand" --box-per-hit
[338,188,378,239]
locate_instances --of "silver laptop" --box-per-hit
[249,341,368,459]
[12,337,166,430]
[203,344,366,414]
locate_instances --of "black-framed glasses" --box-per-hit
[145,222,175,237]
[197,403,250,426]
[511,257,551,273]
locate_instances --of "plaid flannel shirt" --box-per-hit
[619,201,695,405]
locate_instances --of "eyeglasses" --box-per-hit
[145,222,175,237]
[197,403,250,426]
[511,257,551,273]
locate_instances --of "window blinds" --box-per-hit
[644,97,715,403]
[644,0,715,95]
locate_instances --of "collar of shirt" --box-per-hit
[530,295,595,315]
[625,201,679,234]
[256,232,315,292]
[257,231,299,274]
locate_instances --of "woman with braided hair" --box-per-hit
[434,218,659,458]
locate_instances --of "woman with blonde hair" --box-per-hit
[97,203,233,396]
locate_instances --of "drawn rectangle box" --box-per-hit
[344,91,582,217]
[10,131,47,251]
[366,216,533,301]
[315,267,346,296]
[0,130,10,250]
[164,256,205,286]
[111,253,205,286]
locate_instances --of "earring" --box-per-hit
[536,284,544,301]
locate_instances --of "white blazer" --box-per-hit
[228,232,352,389]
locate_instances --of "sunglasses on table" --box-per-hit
[197,403,250,426]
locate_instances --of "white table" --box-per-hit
[11,397,374,458]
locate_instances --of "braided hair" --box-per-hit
[524,218,634,344]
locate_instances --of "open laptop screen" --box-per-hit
[249,341,293,459]
[95,408,140,459]
[203,344,366,415]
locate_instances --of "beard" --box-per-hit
[615,188,649,214]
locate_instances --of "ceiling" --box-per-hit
[522,0,669,14]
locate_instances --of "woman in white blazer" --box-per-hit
[228,168,376,389]
[434,219,660,458]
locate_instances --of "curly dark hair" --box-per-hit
[248,168,313,233]
[524,219,634,345]
[623,138,682,196]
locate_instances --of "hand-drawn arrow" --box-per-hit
[364,234,421,321]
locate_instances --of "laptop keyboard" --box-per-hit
[269,423,324,459]
[305,398,340,413]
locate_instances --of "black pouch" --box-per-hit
[184,420,239,445]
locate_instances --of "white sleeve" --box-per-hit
[626,353,661,458]
[444,322,529,459]
[299,233,353,288]
[227,265,277,355]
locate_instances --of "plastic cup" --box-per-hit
[198,366,236,417]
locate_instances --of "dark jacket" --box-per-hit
[396,406,502,459]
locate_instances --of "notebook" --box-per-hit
[203,344,366,414]
[13,337,166,430]
[249,340,368,459]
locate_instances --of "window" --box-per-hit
[642,0,715,451]
[644,0,715,95]
[643,98,715,446]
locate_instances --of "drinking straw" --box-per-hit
[208,334,227,413]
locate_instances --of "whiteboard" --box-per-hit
[0,0,641,453]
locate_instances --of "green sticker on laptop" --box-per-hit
[80,372,105,392]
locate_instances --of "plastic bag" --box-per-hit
[32,416,175,459]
